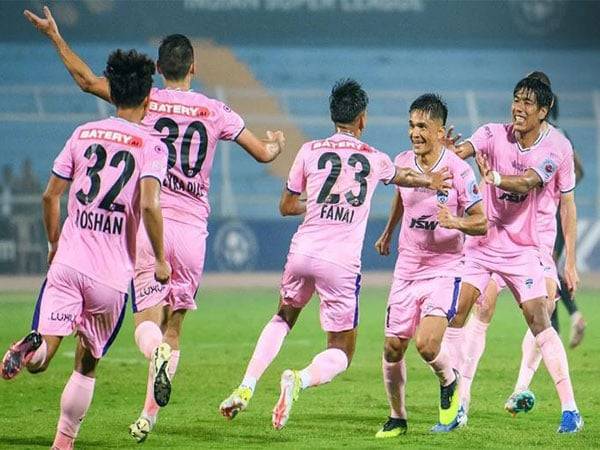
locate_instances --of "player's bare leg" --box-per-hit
[459,280,499,412]
[443,282,480,377]
[221,301,300,420]
[376,337,409,438]
[51,337,99,450]
[273,328,354,430]
[521,297,582,432]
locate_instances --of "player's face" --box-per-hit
[408,110,444,155]
[512,89,547,133]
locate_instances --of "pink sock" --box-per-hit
[427,349,456,387]
[535,327,578,412]
[515,329,542,393]
[134,321,162,359]
[241,315,290,390]
[443,326,464,370]
[299,348,348,388]
[53,371,95,449]
[168,350,180,379]
[459,317,489,408]
[26,339,47,371]
[143,362,160,418]
[382,358,407,419]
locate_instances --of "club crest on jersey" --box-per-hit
[541,158,558,175]
[436,191,448,204]
[525,278,534,289]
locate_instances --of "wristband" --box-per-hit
[48,242,57,252]
[491,170,502,186]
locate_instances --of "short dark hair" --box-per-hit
[329,79,368,124]
[409,94,448,126]
[526,71,558,121]
[157,34,194,81]
[104,49,155,108]
[513,76,554,119]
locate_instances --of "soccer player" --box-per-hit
[443,76,582,433]
[456,71,583,416]
[25,7,285,442]
[373,94,487,438]
[0,49,169,450]
[219,80,452,430]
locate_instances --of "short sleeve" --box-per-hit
[466,124,494,156]
[557,149,576,193]
[530,152,562,186]
[140,140,168,184]
[286,146,306,195]
[455,164,483,212]
[52,133,76,181]
[378,153,397,185]
[217,101,246,141]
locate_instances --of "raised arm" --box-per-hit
[24,6,111,102]
[236,129,285,163]
[559,191,579,292]
[375,190,404,256]
[437,201,487,236]
[140,178,171,284]
[279,189,306,216]
[476,153,541,194]
[42,174,69,265]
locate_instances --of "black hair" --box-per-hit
[409,93,448,126]
[329,79,369,124]
[104,49,155,108]
[157,34,194,81]
[526,71,558,121]
[513,76,554,120]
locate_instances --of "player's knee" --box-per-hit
[476,305,493,323]
[383,338,406,362]
[415,337,439,362]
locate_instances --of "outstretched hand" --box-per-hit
[429,167,453,192]
[24,6,60,40]
[475,153,494,184]
[441,126,462,150]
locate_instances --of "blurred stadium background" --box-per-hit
[1,0,600,279]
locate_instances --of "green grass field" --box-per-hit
[0,286,598,449]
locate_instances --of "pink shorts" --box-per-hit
[133,219,207,313]
[385,277,461,339]
[31,263,127,359]
[480,248,559,303]
[279,253,361,333]
[463,248,547,304]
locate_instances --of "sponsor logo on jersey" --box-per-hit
[525,278,534,289]
[499,192,528,203]
[409,214,438,230]
[79,129,143,147]
[437,191,448,204]
[149,101,210,118]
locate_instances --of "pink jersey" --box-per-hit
[52,117,168,292]
[465,123,570,255]
[286,132,397,272]
[394,149,482,279]
[535,126,576,252]
[142,87,245,226]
